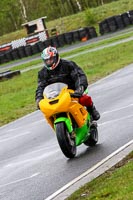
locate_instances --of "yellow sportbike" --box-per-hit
[39,82,98,158]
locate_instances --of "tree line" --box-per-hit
[0,0,117,36]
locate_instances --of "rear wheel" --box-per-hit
[84,122,98,146]
[56,122,76,158]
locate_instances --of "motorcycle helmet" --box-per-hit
[41,46,60,70]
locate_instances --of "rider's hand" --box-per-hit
[71,85,84,98]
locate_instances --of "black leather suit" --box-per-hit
[35,58,88,101]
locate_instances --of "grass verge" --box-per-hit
[67,151,133,200]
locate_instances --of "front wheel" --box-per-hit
[56,122,76,158]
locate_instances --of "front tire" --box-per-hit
[56,122,76,158]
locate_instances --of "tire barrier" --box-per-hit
[5,50,13,61]
[57,34,66,47]
[11,49,20,60]
[30,43,40,55]
[43,38,52,48]
[129,10,133,24]
[72,30,80,42]
[51,36,60,48]
[17,46,26,59]
[106,17,118,32]
[114,15,125,29]
[86,26,98,38]
[121,12,131,26]
[24,45,33,57]
[37,41,45,52]
[99,20,111,35]
[0,10,132,65]
[0,70,21,81]
[78,28,88,41]
[99,10,133,35]
[64,32,73,45]
[0,54,7,64]
[0,26,98,65]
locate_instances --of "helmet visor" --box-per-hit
[45,57,55,65]
[44,56,57,69]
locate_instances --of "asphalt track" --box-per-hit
[0,63,133,200]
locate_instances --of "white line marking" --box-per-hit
[102,104,133,115]
[4,148,59,168]
[45,140,133,200]
[0,173,40,188]
[0,131,31,143]
[98,114,133,126]
[65,37,133,59]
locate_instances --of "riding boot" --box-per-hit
[87,103,100,120]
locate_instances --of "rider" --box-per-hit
[35,46,100,120]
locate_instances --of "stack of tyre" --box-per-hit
[99,10,133,35]
[0,26,97,65]
[0,70,21,81]
[45,26,97,48]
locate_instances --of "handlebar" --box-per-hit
[70,93,81,98]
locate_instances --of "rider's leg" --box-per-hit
[79,95,100,120]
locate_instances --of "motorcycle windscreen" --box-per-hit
[43,82,67,99]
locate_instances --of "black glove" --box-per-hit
[71,85,84,98]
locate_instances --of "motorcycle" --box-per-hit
[39,82,98,158]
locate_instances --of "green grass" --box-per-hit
[0,37,133,126]
[0,70,37,125]
[67,151,133,200]
[71,40,133,83]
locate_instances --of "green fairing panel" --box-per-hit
[54,117,73,133]
[54,114,90,146]
[75,114,90,146]
[75,124,90,146]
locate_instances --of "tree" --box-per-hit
[19,0,28,22]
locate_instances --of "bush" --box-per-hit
[85,8,97,26]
